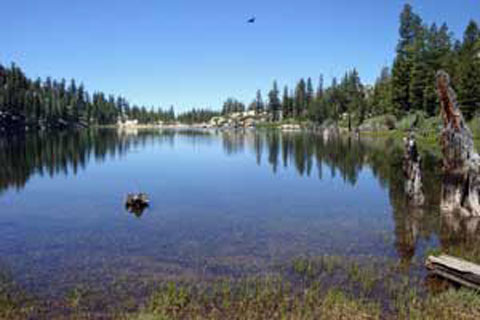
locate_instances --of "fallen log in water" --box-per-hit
[426,254,480,290]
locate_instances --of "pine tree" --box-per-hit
[282,86,290,118]
[316,75,324,100]
[255,89,264,114]
[268,81,281,121]
[421,23,452,116]
[345,69,365,125]
[306,77,314,115]
[294,79,306,118]
[310,75,326,123]
[328,77,340,121]
[372,67,393,115]
[392,4,423,115]
[457,21,480,119]
[397,4,423,54]
[409,27,428,112]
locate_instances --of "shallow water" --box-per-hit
[0,129,458,297]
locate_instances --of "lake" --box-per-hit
[0,129,467,303]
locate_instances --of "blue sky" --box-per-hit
[1,0,479,112]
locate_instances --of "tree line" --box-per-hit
[222,4,480,125]
[1,4,479,129]
[388,4,480,120]
[176,109,220,124]
[0,64,175,130]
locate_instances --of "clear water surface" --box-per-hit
[0,129,450,297]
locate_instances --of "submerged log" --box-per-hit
[125,193,149,217]
[426,254,480,290]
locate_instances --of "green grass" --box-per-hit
[357,113,480,154]
[407,289,480,320]
[357,114,397,131]
[129,277,480,320]
[0,272,32,320]
[255,118,312,129]
[2,255,480,319]
[132,279,382,320]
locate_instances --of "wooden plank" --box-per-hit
[428,255,480,274]
[426,254,480,289]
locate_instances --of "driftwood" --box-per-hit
[125,193,149,217]
[426,254,480,290]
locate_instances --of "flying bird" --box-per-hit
[247,16,256,24]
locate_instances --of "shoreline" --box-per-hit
[2,255,478,319]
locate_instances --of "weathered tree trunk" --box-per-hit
[437,71,475,170]
[437,71,480,217]
[441,171,480,216]
[403,132,425,206]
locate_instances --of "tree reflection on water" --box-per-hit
[0,129,478,266]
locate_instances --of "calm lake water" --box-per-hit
[0,129,461,298]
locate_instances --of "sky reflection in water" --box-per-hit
[0,129,450,295]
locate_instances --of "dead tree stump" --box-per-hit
[437,70,480,217]
[403,132,425,206]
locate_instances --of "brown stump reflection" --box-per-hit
[439,210,480,260]
[394,205,426,268]
[392,132,428,268]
